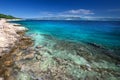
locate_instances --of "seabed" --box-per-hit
[15,33,120,80]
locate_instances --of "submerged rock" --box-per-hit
[4,60,13,67]
[23,52,35,60]
[36,46,43,49]
[17,72,31,80]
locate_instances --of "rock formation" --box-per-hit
[0,18,33,80]
[0,18,27,56]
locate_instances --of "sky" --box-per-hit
[0,0,120,18]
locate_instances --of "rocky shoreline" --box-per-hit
[0,19,28,56]
[0,19,34,80]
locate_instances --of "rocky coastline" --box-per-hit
[0,19,34,80]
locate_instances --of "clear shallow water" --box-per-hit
[12,20,120,79]
[14,20,120,54]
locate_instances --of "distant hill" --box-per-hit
[0,13,19,19]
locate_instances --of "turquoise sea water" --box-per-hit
[14,20,120,55]
[12,20,120,79]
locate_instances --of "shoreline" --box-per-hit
[0,19,34,80]
[0,19,28,56]
[6,19,24,22]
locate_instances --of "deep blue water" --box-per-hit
[13,20,120,54]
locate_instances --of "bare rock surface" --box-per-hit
[0,19,28,56]
[0,19,32,80]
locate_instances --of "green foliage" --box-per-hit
[0,13,17,19]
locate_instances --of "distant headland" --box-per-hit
[0,13,18,19]
[0,13,23,21]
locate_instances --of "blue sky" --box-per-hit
[0,0,120,18]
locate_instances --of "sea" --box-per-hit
[13,20,120,56]
[10,20,120,79]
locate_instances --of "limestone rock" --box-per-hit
[0,19,27,56]
[23,52,35,60]
[0,77,4,80]
[4,60,13,67]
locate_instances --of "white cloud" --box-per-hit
[39,9,94,17]
[65,9,94,15]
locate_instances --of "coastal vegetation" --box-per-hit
[0,13,18,19]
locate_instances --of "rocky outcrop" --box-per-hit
[0,19,34,80]
[0,19,28,56]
